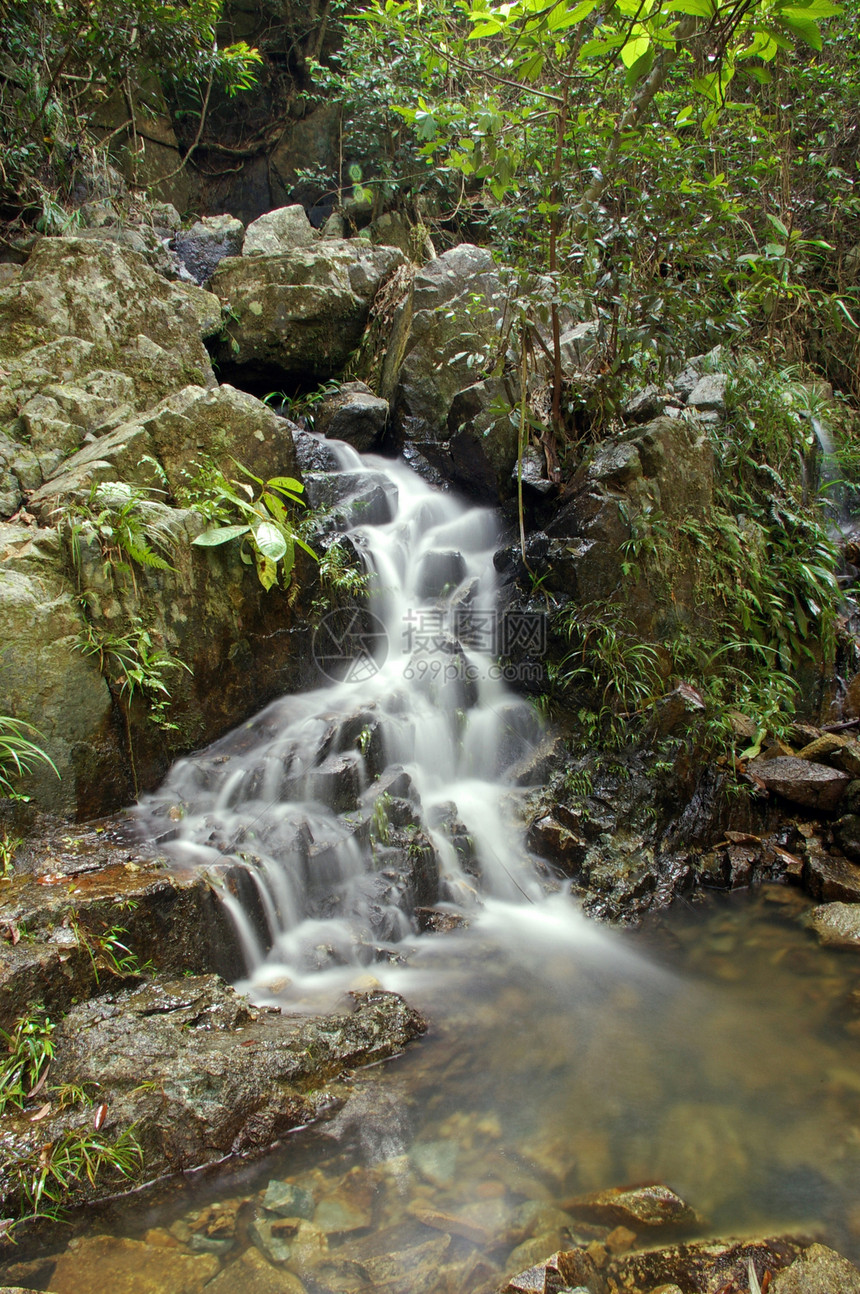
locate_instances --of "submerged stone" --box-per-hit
[262,1179,315,1220]
[564,1183,699,1232]
[809,901,860,950]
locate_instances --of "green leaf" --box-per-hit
[256,554,278,591]
[620,32,650,66]
[192,524,250,546]
[664,0,714,12]
[254,522,288,562]
[765,211,789,238]
[267,476,305,495]
[775,9,822,45]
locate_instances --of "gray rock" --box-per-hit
[687,372,728,412]
[391,245,508,451]
[624,383,666,423]
[747,755,850,810]
[175,214,245,284]
[316,380,389,452]
[243,204,316,256]
[770,1243,860,1292]
[445,377,521,503]
[558,321,599,373]
[209,241,405,384]
[809,901,860,949]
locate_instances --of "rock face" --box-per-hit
[209,241,406,385]
[539,415,714,615]
[0,235,317,817]
[389,245,509,455]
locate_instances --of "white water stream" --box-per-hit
[137,439,570,1006]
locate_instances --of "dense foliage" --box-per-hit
[311,0,859,399]
[0,0,260,223]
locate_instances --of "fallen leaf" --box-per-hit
[93,1102,108,1131]
[30,1103,51,1122]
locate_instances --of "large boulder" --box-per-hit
[542,415,714,613]
[30,383,299,507]
[0,237,218,510]
[243,204,316,255]
[389,244,509,446]
[208,241,406,385]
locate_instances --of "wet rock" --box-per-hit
[415,906,470,933]
[0,982,426,1216]
[47,1235,219,1294]
[292,426,343,472]
[770,1242,860,1292]
[209,242,405,385]
[252,1215,296,1264]
[361,1236,451,1294]
[650,684,706,737]
[500,1248,599,1294]
[803,844,860,902]
[605,1235,804,1293]
[174,214,245,284]
[416,549,467,598]
[315,381,389,452]
[314,1167,376,1235]
[563,1183,699,1232]
[527,814,588,875]
[205,1247,307,1294]
[835,814,860,861]
[808,902,860,949]
[746,756,850,810]
[303,468,397,528]
[243,205,316,255]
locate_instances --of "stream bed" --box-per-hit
[11,882,860,1293]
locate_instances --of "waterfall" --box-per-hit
[136,438,548,1002]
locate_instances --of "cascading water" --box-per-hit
[137,438,549,1003]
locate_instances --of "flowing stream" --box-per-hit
[26,441,860,1292]
[137,440,549,1005]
